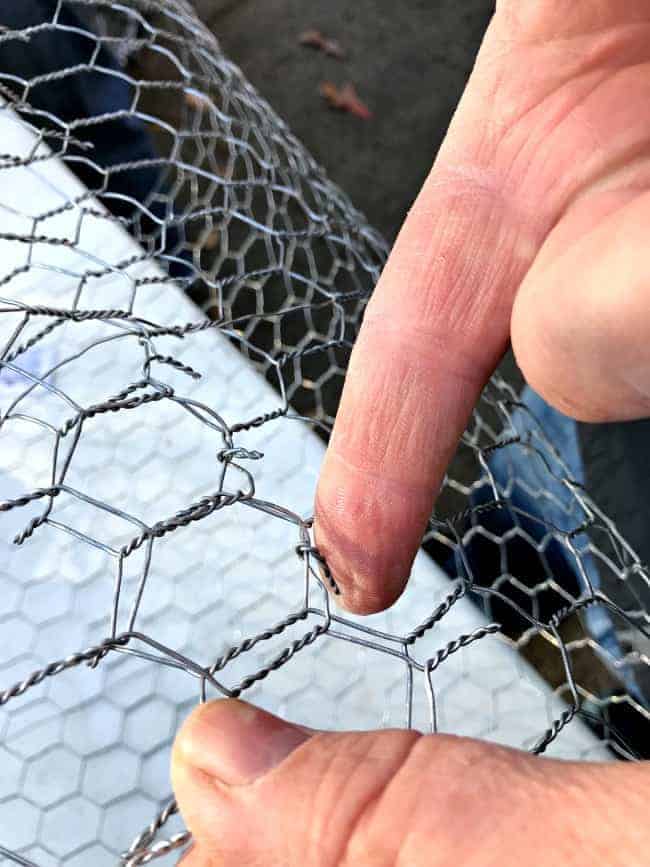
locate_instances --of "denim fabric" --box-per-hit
[487,387,643,703]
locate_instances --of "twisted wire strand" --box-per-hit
[121,799,181,861]
[0,2,648,865]
[0,636,129,706]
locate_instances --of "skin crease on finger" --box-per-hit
[314,1,650,613]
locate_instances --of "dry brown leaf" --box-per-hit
[299,29,345,59]
[319,81,372,120]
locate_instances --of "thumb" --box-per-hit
[171,698,420,866]
[170,699,639,867]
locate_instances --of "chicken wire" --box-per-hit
[0,1,649,865]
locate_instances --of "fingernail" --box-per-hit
[177,699,311,785]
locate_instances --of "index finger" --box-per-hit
[314,161,530,613]
[314,0,592,615]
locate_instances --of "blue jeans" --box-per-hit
[484,387,643,703]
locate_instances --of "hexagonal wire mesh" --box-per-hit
[0,0,649,864]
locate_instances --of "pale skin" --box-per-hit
[172,3,650,864]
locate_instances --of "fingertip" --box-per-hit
[314,455,424,614]
[343,585,408,617]
[173,698,314,790]
[172,699,242,766]
[312,536,410,616]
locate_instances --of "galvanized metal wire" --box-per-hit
[0,1,649,864]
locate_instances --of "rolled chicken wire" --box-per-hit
[0,0,648,864]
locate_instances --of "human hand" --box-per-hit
[172,5,650,864]
[172,699,649,866]
[315,0,650,613]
